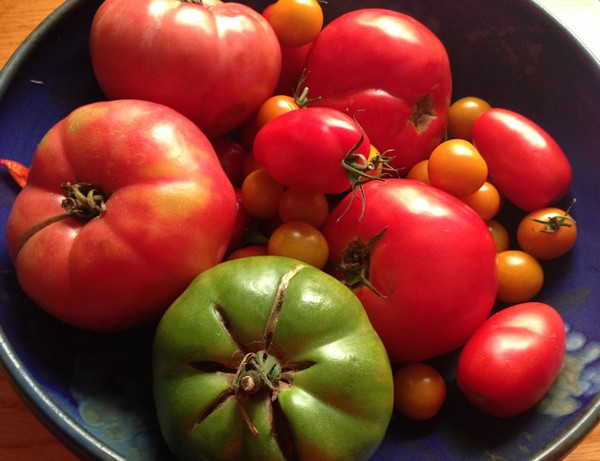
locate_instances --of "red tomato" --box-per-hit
[211,136,247,187]
[457,302,566,418]
[303,9,452,171]
[471,108,573,211]
[90,0,281,138]
[226,189,252,254]
[5,100,238,331]
[322,178,497,363]
[253,107,374,194]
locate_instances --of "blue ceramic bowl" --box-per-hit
[1,1,599,460]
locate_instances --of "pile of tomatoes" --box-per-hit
[1,0,579,459]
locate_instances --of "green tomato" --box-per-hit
[152,255,393,461]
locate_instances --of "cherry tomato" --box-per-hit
[267,221,329,269]
[393,363,446,420]
[241,168,286,219]
[427,139,488,198]
[256,94,300,129]
[212,136,247,187]
[242,152,261,178]
[447,96,492,141]
[461,181,501,221]
[267,0,323,47]
[487,219,510,253]
[496,250,544,303]
[278,188,330,228]
[516,204,577,260]
[406,159,431,185]
[225,245,268,261]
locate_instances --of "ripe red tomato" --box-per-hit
[253,107,375,194]
[471,108,573,211]
[5,100,238,331]
[303,9,452,171]
[322,178,497,363]
[457,302,566,418]
[212,136,247,187]
[90,0,281,138]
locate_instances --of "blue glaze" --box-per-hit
[1,0,599,460]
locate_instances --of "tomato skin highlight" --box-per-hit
[323,178,497,363]
[471,108,573,211]
[457,302,566,418]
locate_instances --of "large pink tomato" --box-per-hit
[303,9,452,172]
[90,0,281,139]
[5,100,238,332]
[322,178,497,363]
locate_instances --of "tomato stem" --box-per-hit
[61,182,107,221]
[531,198,576,233]
[293,69,321,107]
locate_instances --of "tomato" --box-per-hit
[267,0,323,47]
[427,139,488,198]
[487,219,510,253]
[253,107,377,194]
[256,95,300,129]
[393,363,446,420]
[303,9,452,171]
[406,159,431,185]
[471,108,573,211]
[267,221,329,269]
[212,136,247,187]
[153,256,394,460]
[322,178,497,363]
[225,244,268,261]
[5,100,238,331]
[496,250,544,304]
[516,204,577,260]
[278,188,329,228]
[227,189,253,254]
[241,168,286,219]
[457,302,566,418]
[90,0,281,139]
[447,96,492,141]
[274,41,313,96]
[461,181,501,221]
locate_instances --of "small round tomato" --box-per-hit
[516,204,577,260]
[278,188,330,228]
[461,181,501,221]
[212,136,247,187]
[427,139,488,198]
[406,159,431,185]
[393,363,446,420]
[487,219,510,253]
[267,0,323,47]
[267,221,329,269]
[241,168,286,219]
[256,94,300,129]
[496,250,544,303]
[225,244,268,261]
[447,96,492,141]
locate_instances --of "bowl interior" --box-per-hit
[1,1,600,460]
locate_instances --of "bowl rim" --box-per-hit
[1,0,599,460]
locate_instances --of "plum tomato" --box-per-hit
[267,0,323,47]
[447,96,492,141]
[393,363,447,420]
[516,203,577,260]
[457,302,566,418]
[496,250,544,304]
[267,221,329,269]
[241,168,286,219]
[427,139,488,198]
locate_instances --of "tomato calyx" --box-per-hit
[293,69,321,108]
[530,199,576,233]
[335,227,388,297]
[410,94,436,132]
[61,182,107,221]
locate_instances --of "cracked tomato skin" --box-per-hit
[303,8,452,172]
[90,0,281,139]
[322,178,497,364]
[5,100,238,332]
[152,255,393,461]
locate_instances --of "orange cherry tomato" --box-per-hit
[447,96,492,141]
[241,168,286,219]
[406,159,431,185]
[461,181,501,221]
[256,94,300,128]
[487,219,510,253]
[267,0,323,47]
[267,221,329,269]
[393,363,447,420]
[496,250,544,303]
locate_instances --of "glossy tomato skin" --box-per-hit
[90,0,281,139]
[322,178,498,363]
[153,256,393,461]
[456,302,566,418]
[303,9,452,171]
[5,100,238,331]
[471,108,572,211]
[253,107,372,194]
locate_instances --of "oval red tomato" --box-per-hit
[471,108,573,211]
[90,0,281,138]
[322,178,497,363]
[5,100,238,331]
[456,302,566,418]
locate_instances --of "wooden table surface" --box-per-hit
[1,0,599,460]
